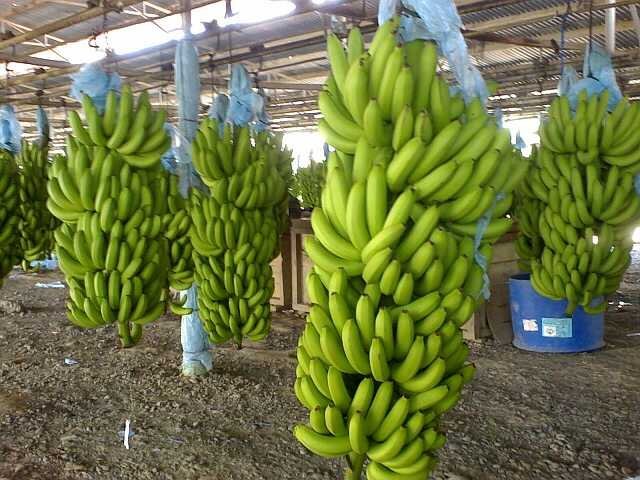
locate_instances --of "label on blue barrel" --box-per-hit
[522,319,538,331]
[541,317,573,338]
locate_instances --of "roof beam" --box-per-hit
[457,0,527,14]
[0,0,142,51]
[4,1,359,88]
[0,0,49,20]
[17,0,223,57]
[466,0,640,36]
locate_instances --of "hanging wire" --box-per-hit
[100,11,121,75]
[254,56,264,93]
[4,61,11,88]
[584,0,595,79]
[559,0,571,77]
[588,0,594,49]
[227,30,232,78]
[208,53,216,99]
[61,98,68,131]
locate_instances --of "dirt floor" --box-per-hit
[1,251,639,480]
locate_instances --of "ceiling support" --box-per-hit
[605,0,616,54]
[0,0,141,51]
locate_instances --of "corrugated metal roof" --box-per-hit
[1,0,639,131]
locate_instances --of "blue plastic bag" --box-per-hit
[160,123,178,174]
[227,64,255,126]
[252,93,270,133]
[174,37,212,374]
[208,64,271,132]
[397,0,489,103]
[174,39,202,198]
[70,63,121,113]
[0,104,22,154]
[558,65,579,96]
[515,131,526,151]
[473,192,507,300]
[564,44,622,111]
[208,93,230,124]
[36,106,49,146]
[378,0,399,24]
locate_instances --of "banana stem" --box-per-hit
[118,320,134,348]
[130,323,143,344]
[344,453,365,480]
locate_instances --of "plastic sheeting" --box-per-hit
[160,123,178,174]
[30,257,58,271]
[561,44,623,111]
[209,64,270,132]
[175,37,213,375]
[70,63,121,113]
[474,192,506,300]
[0,104,22,153]
[208,93,230,124]
[36,106,49,147]
[379,0,489,104]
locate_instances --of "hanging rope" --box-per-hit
[559,0,571,77]
[208,53,216,97]
[588,0,594,78]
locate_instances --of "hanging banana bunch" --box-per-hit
[189,119,292,346]
[47,85,176,347]
[164,172,195,303]
[293,20,526,479]
[266,132,294,234]
[513,146,544,273]
[521,90,640,314]
[16,139,58,270]
[0,149,21,287]
[293,160,326,209]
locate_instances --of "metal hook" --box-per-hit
[88,34,99,49]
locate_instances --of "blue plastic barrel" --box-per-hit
[509,273,604,353]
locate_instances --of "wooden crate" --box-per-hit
[270,231,293,309]
[290,218,313,313]
[288,218,520,342]
[462,229,520,343]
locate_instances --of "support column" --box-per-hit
[605,0,616,55]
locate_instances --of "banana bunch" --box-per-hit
[164,172,194,298]
[522,91,640,314]
[0,150,20,287]
[293,21,525,479]
[293,160,326,209]
[189,119,291,346]
[513,147,544,272]
[265,132,294,234]
[16,140,58,269]
[47,86,175,347]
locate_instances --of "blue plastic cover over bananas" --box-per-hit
[208,66,269,132]
[379,0,489,104]
[561,44,623,112]
[36,106,49,147]
[0,104,22,153]
[175,37,213,375]
[70,62,121,113]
